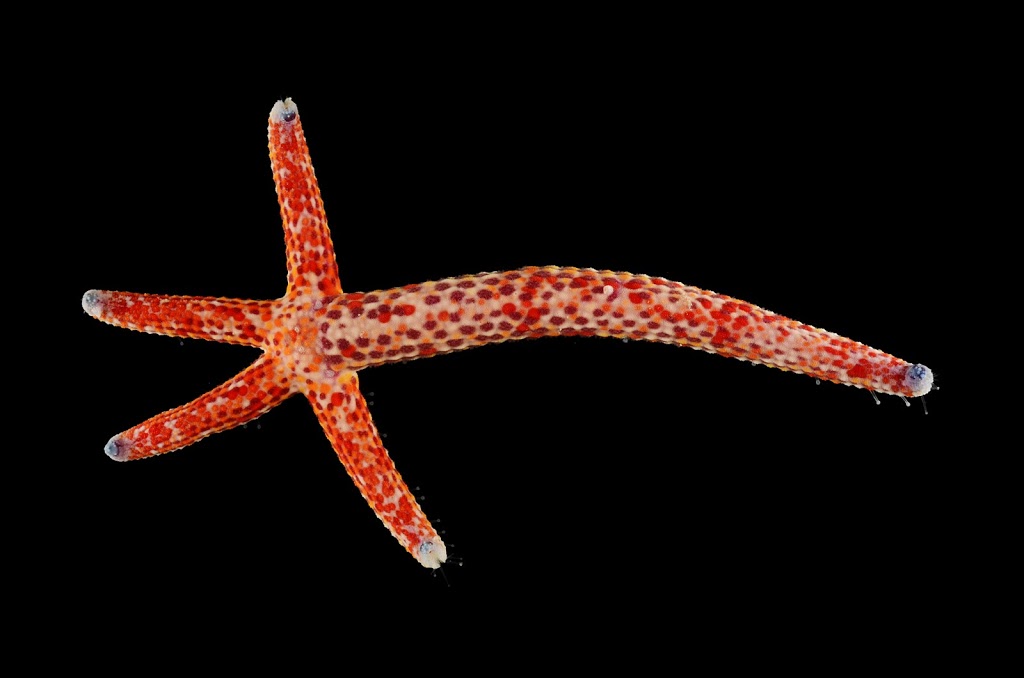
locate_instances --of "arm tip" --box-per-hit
[82,290,106,318]
[104,435,133,462]
[269,98,298,124]
[416,539,448,569]
[904,363,934,397]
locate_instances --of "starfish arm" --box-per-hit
[82,290,272,347]
[306,374,447,568]
[104,355,294,461]
[268,99,342,297]
[317,266,933,398]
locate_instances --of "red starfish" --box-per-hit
[83,98,933,569]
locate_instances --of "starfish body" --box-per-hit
[83,98,933,569]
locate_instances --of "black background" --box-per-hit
[39,14,981,655]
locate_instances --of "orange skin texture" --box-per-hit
[83,99,930,569]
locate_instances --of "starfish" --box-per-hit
[82,98,934,569]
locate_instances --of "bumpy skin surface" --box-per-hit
[83,98,932,569]
[309,268,931,398]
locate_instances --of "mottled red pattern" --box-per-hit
[83,98,932,570]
